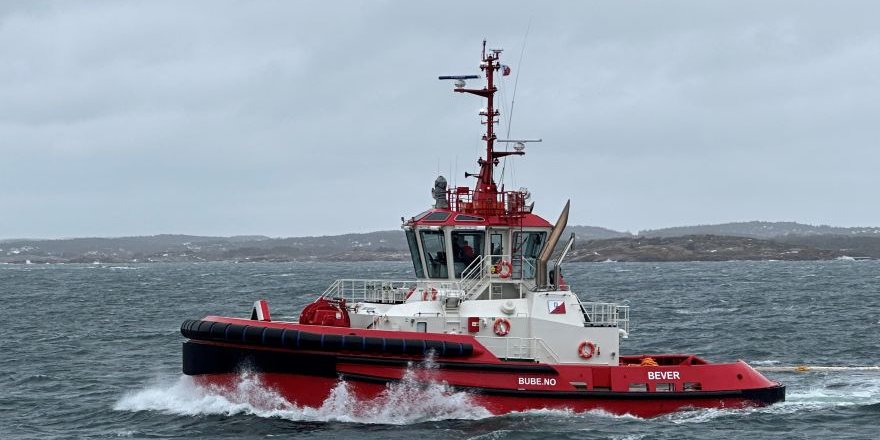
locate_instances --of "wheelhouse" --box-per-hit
[403,205,552,281]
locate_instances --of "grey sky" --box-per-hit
[1,1,878,238]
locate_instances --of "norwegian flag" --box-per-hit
[501,64,511,76]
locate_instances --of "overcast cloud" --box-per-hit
[1,0,878,238]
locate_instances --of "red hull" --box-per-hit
[181,318,784,418]
[193,371,776,418]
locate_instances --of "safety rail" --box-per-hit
[580,302,630,334]
[458,255,486,295]
[460,255,539,300]
[320,279,416,304]
[446,187,530,217]
[475,336,561,363]
[320,259,545,306]
[484,254,536,281]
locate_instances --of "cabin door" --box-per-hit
[488,229,508,265]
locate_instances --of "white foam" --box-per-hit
[499,406,645,422]
[115,367,491,424]
[115,363,880,425]
[673,307,739,315]
[750,360,782,366]
[662,374,880,424]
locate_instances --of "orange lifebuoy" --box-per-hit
[493,317,511,336]
[422,288,438,301]
[578,341,596,360]
[494,260,513,279]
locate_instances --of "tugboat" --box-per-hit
[181,41,784,418]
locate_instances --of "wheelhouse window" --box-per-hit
[454,214,484,222]
[405,229,425,278]
[512,231,547,279]
[451,230,484,278]
[424,212,450,222]
[490,232,504,264]
[419,230,448,278]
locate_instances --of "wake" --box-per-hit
[114,367,491,425]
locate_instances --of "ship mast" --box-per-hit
[442,41,524,203]
[438,40,542,218]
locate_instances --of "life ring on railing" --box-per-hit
[405,287,416,300]
[422,288,438,301]
[578,341,596,360]
[494,260,513,279]
[493,317,511,336]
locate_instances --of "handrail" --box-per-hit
[578,300,630,333]
[458,255,485,294]
[446,188,530,217]
[320,279,417,304]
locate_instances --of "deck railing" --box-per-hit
[317,256,543,305]
[320,279,416,304]
[446,188,530,217]
[580,301,630,333]
[458,255,486,295]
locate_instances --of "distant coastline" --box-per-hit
[2,221,878,264]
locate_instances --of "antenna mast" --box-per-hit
[437,40,545,219]
[439,40,523,203]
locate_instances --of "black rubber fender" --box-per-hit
[180,319,474,357]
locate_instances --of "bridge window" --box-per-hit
[451,231,484,278]
[512,231,546,279]
[424,212,450,222]
[405,230,425,278]
[420,230,448,278]
[490,233,504,263]
[454,214,484,222]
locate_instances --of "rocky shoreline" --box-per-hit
[568,235,852,262]
[2,232,875,264]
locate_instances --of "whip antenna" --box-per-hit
[500,19,532,184]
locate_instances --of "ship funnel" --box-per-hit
[535,200,570,289]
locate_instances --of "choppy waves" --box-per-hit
[4,260,880,439]
[115,368,491,425]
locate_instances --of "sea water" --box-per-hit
[1,261,878,439]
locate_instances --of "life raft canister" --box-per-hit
[493,317,511,336]
[494,260,513,279]
[422,287,438,301]
[578,340,596,360]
